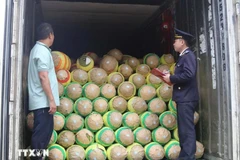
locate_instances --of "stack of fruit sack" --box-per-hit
[26,49,204,160]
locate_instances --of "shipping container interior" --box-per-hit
[22,0,233,159]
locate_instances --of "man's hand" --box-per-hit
[48,100,57,114]
[162,73,171,84]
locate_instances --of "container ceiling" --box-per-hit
[41,0,163,31]
[41,0,165,5]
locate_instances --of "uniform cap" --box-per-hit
[175,28,194,43]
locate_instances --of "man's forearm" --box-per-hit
[39,72,55,102]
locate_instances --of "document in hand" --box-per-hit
[150,68,172,86]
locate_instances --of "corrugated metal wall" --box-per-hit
[175,0,233,159]
[0,0,12,160]
[22,0,37,150]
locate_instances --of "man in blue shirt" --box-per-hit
[28,23,59,160]
[163,29,199,160]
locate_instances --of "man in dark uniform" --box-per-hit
[163,29,199,160]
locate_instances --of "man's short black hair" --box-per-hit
[36,23,54,40]
[183,39,190,47]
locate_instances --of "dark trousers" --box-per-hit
[31,107,53,160]
[177,102,197,160]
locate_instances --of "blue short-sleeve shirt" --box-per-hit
[28,41,60,110]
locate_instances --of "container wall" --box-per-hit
[8,0,28,159]
[226,0,240,159]
[0,0,11,160]
[22,0,38,150]
[175,0,234,159]
[200,1,232,159]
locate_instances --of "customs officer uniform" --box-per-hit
[169,29,199,160]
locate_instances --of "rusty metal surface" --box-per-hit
[175,0,233,159]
